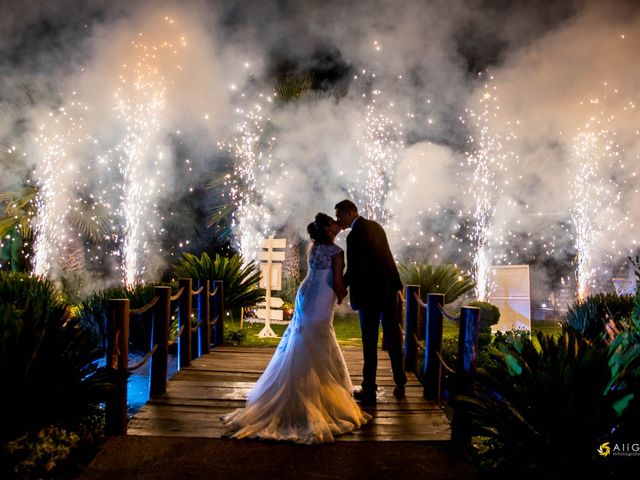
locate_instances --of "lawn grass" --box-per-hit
[227,313,564,347]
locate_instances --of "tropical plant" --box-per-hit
[453,330,628,478]
[606,258,640,439]
[398,263,475,304]
[77,283,161,351]
[0,272,113,442]
[564,292,634,342]
[468,300,501,349]
[172,252,265,309]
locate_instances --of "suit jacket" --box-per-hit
[345,217,403,310]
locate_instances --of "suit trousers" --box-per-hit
[358,299,407,393]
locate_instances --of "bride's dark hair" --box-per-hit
[307,213,333,244]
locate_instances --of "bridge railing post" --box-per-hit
[452,305,480,445]
[150,286,170,397]
[106,298,129,435]
[403,285,420,373]
[199,279,211,355]
[179,278,193,368]
[424,293,445,402]
[212,280,224,346]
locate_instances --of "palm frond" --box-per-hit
[172,252,265,309]
[398,263,475,304]
[274,73,314,102]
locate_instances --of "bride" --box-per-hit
[222,213,371,444]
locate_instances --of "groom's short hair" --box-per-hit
[335,199,358,214]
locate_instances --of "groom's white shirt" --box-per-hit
[349,216,361,229]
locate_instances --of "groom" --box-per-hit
[335,199,407,405]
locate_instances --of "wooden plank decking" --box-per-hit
[127,346,451,442]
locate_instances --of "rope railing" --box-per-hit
[127,344,158,371]
[170,287,185,302]
[412,291,427,309]
[436,351,456,375]
[412,332,425,351]
[402,287,480,446]
[105,278,225,435]
[129,295,159,315]
[438,303,461,322]
[168,324,185,346]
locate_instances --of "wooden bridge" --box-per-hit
[105,281,479,443]
[127,345,451,442]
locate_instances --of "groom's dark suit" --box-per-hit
[345,216,407,396]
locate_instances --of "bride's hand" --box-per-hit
[336,287,348,305]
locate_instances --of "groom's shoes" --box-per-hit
[353,388,377,406]
[392,385,406,399]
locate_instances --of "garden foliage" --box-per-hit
[77,283,160,351]
[0,272,112,477]
[173,252,265,309]
[564,292,634,342]
[454,329,631,478]
[398,263,475,304]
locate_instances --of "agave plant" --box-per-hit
[564,292,634,343]
[0,272,113,441]
[172,252,265,309]
[454,330,628,478]
[398,263,475,304]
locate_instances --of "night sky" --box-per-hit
[1,0,639,302]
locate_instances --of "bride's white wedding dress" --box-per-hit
[222,243,371,444]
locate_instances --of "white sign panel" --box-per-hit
[258,297,284,308]
[259,238,287,249]
[488,265,531,331]
[259,262,283,291]
[257,251,286,262]
[257,309,284,321]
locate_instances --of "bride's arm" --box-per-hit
[331,251,348,304]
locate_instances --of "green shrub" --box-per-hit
[564,292,634,342]
[224,328,247,345]
[77,283,161,351]
[5,426,80,477]
[173,252,265,309]
[468,301,501,349]
[454,330,628,478]
[468,301,500,330]
[0,272,112,442]
[398,263,475,304]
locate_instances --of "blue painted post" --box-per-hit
[179,278,193,367]
[423,293,445,402]
[452,305,480,445]
[404,285,420,373]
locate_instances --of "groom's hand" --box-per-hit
[336,287,348,305]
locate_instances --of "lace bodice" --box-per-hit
[308,243,343,270]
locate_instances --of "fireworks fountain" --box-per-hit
[109,17,185,287]
[464,77,517,301]
[351,69,404,226]
[32,95,91,277]
[569,89,626,301]
[219,90,277,262]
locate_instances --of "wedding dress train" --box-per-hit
[222,243,370,444]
